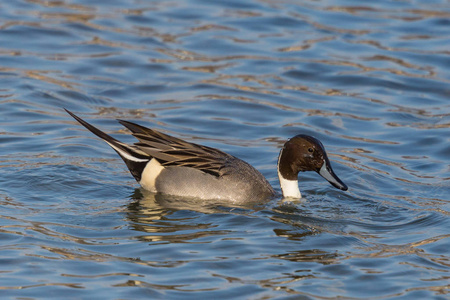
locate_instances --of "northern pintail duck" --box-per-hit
[66,109,348,202]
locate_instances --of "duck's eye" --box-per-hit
[308,147,314,153]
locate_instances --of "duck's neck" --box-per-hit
[278,173,302,198]
[277,149,302,199]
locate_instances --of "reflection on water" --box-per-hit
[126,190,267,243]
[0,0,449,298]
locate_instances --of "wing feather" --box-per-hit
[119,120,232,177]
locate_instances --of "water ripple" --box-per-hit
[0,0,449,298]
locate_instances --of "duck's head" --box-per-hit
[277,134,348,198]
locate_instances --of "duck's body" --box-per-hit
[146,157,275,202]
[66,109,347,202]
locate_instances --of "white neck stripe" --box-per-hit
[277,148,302,198]
[278,172,302,198]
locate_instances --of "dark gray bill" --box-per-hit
[318,161,348,191]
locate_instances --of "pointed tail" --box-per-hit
[65,109,150,182]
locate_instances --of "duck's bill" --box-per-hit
[318,161,348,191]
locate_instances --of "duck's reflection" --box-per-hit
[126,189,266,243]
[126,189,339,264]
[128,189,267,216]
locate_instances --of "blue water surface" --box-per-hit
[0,0,449,299]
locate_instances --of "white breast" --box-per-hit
[139,158,165,192]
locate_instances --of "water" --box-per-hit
[0,0,449,298]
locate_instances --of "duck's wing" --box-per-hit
[118,120,233,177]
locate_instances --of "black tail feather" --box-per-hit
[65,108,121,145]
[65,109,150,182]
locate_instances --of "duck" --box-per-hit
[65,109,348,202]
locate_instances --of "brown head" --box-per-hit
[278,135,348,195]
